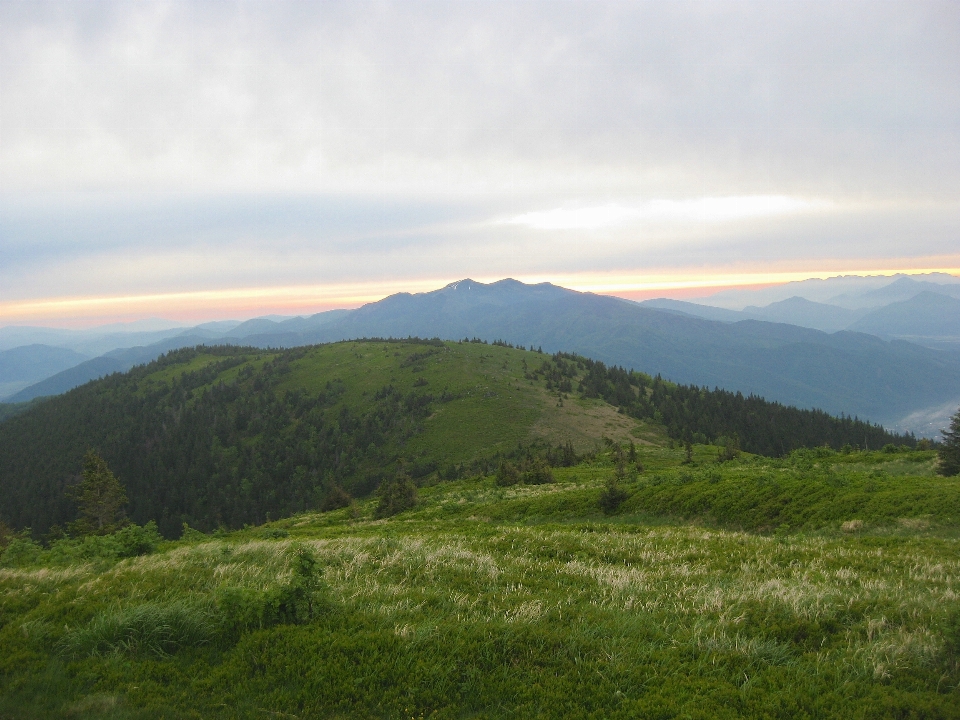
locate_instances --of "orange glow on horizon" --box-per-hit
[2,266,959,328]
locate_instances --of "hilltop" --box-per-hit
[0,340,656,537]
[0,338,911,539]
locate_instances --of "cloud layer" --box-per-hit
[1,1,958,322]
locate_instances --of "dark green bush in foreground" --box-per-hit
[375,472,418,518]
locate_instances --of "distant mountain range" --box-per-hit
[645,274,960,350]
[695,272,960,310]
[0,344,91,399]
[2,275,959,437]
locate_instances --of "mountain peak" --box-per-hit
[442,279,478,291]
[436,278,566,295]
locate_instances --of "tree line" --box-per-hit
[541,352,916,456]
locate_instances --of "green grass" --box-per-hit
[276,340,642,462]
[2,447,960,718]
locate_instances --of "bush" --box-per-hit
[261,528,289,539]
[598,480,628,515]
[716,436,741,463]
[111,521,163,557]
[0,536,41,567]
[495,461,520,487]
[217,545,327,640]
[44,522,162,564]
[320,485,353,512]
[375,472,418,518]
[521,458,554,485]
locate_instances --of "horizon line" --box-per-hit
[2,266,958,329]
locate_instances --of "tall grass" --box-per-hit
[59,601,214,657]
[2,448,959,718]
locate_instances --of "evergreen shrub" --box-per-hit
[598,479,628,514]
[495,461,520,487]
[521,458,554,485]
[375,473,418,518]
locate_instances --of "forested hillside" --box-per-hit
[0,339,912,538]
[565,352,912,456]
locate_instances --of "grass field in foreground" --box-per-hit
[2,446,959,718]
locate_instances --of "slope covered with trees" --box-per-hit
[0,340,912,538]
[564,352,912,456]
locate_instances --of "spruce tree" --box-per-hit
[72,451,128,534]
[938,407,960,477]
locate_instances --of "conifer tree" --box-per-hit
[938,407,960,477]
[72,451,128,534]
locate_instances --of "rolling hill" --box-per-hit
[0,344,89,399]
[0,340,659,537]
[849,291,960,340]
[0,338,910,539]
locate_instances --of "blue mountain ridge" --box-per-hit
[4,279,960,433]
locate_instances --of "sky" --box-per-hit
[1,0,959,326]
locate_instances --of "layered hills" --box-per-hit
[3,276,960,437]
[645,274,960,349]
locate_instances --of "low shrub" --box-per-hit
[495,461,520,487]
[217,545,328,641]
[261,528,289,539]
[110,521,163,556]
[522,458,554,485]
[0,536,41,567]
[46,522,163,563]
[320,484,353,512]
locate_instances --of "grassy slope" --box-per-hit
[274,339,661,461]
[2,446,960,718]
[156,340,665,465]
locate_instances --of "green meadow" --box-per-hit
[2,443,959,718]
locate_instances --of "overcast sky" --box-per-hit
[1,0,958,324]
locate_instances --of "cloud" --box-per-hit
[0,1,958,323]
[0,1,957,198]
[501,196,824,230]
